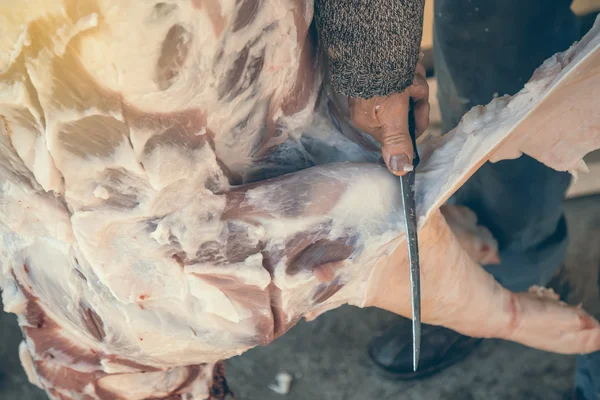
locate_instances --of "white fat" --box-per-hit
[93,185,110,200]
[53,13,99,56]
[1,279,28,315]
[19,342,43,389]
[328,169,402,234]
[569,159,589,179]
[186,254,271,290]
[187,275,241,323]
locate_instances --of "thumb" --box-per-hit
[380,125,415,177]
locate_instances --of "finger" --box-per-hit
[348,97,380,139]
[413,98,430,137]
[415,61,426,80]
[408,74,429,136]
[408,74,429,103]
[378,120,414,176]
[372,93,416,175]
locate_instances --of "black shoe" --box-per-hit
[571,387,591,400]
[563,387,591,400]
[368,320,483,381]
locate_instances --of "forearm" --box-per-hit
[314,0,425,99]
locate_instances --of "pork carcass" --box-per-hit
[1,1,599,399]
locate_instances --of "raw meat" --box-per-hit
[0,1,599,399]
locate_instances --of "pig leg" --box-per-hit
[366,209,600,355]
[218,160,600,355]
[440,205,500,266]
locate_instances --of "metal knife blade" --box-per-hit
[400,103,421,372]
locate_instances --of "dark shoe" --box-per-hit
[368,320,482,381]
[567,387,590,400]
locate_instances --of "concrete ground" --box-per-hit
[1,194,599,400]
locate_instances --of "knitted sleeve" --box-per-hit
[314,0,425,99]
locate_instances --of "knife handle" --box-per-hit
[408,99,420,169]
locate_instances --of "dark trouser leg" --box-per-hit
[577,354,600,400]
[435,1,600,399]
[434,0,578,291]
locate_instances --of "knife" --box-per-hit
[399,103,421,372]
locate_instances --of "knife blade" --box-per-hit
[399,104,421,372]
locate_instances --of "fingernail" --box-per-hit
[389,154,412,172]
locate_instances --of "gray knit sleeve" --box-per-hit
[314,0,425,99]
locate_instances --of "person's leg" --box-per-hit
[577,354,600,399]
[369,0,581,380]
[436,0,577,292]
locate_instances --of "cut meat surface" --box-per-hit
[1,1,599,399]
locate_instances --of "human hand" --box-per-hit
[349,60,429,176]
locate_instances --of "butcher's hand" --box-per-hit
[349,60,429,176]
